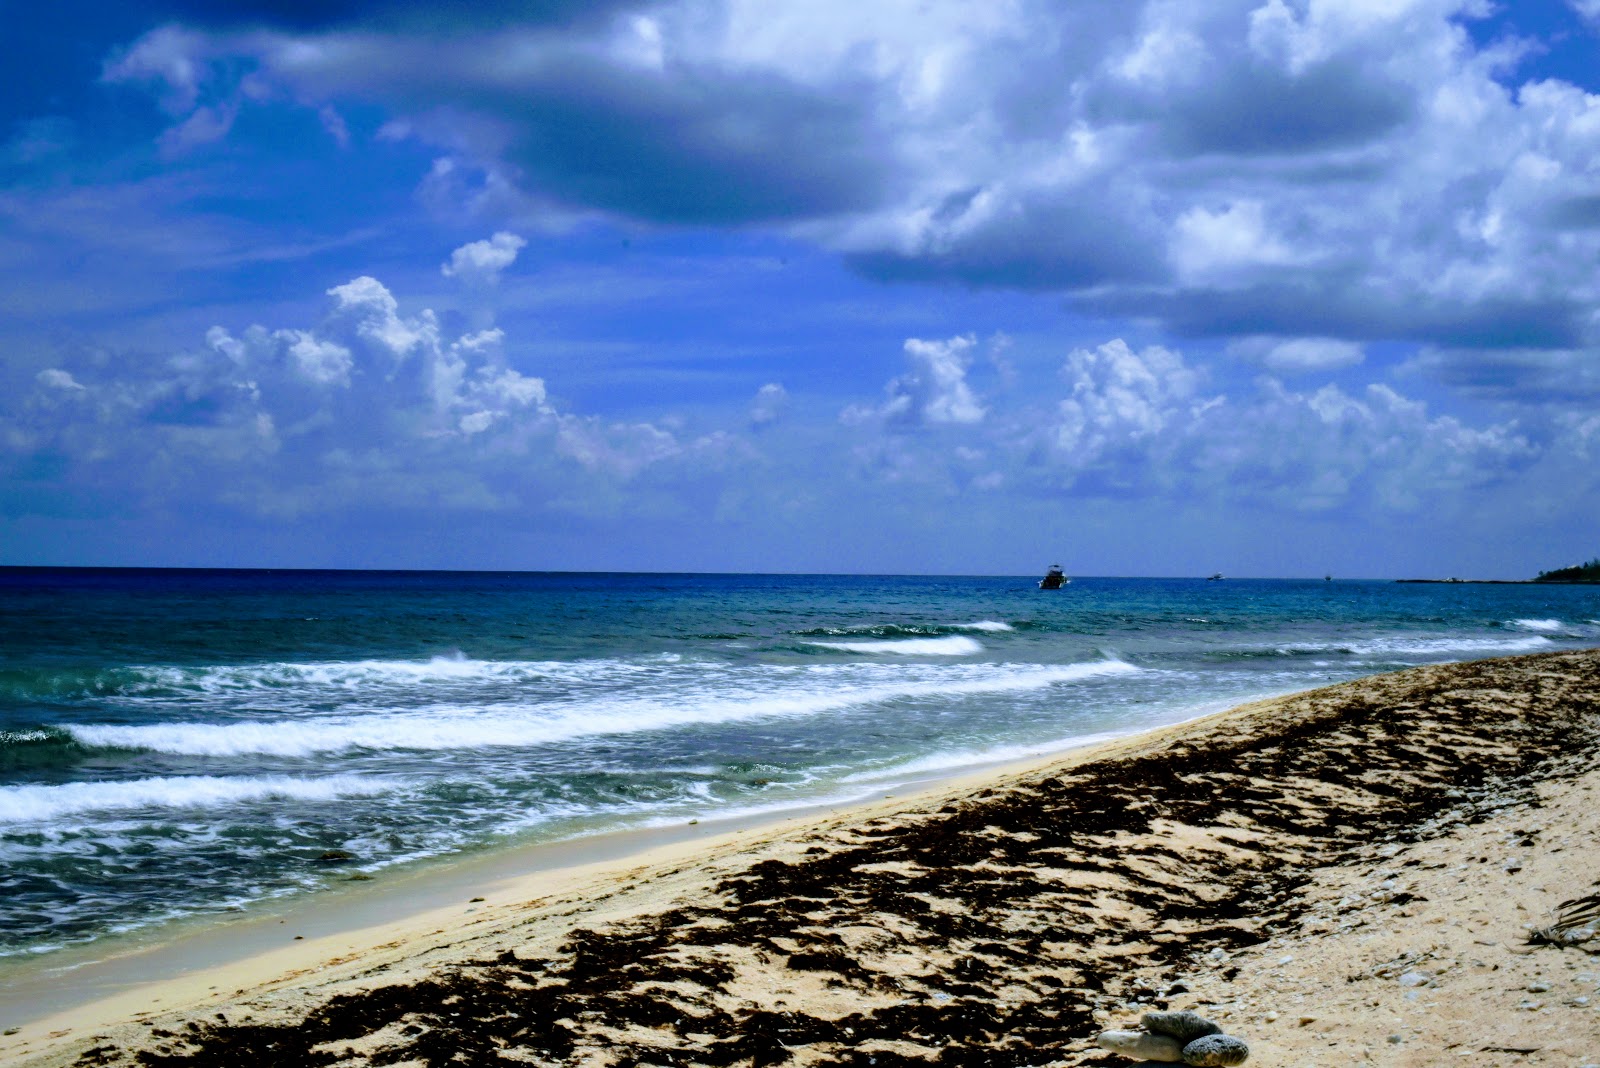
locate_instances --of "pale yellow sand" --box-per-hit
[4,649,1597,1068]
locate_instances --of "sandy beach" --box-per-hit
[5,647,1599,1068]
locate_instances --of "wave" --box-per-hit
[804,636,984,656]
[62,660,1140,758]
[1505,618,1564,632]
[0,726,98,772]
[0,653,662,703]
[794,621,1013,638]
[1276,634,1556,657]
[0,774,401,825]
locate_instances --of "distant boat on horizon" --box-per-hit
[1039,564,1069,589]
[1207,572,1224,581]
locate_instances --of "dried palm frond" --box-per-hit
[1527,891,1600,946]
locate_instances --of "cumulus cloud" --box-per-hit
[1054,339,1211,466]
[441,231,527,285]
[823,330,1542,513]
[2,267,744,520]
[1034,338,1536,509]
[844,334,986,427]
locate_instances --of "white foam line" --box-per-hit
[68,660,1141,758]
[1278,635,1554,656]
[0,775,403,825]
[86,654,670,697]
[806,636,984,655]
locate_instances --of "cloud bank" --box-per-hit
[99,1,1600,376]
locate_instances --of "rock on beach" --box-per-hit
[1181,1033,1250,1066]
[1142,1010,1222,1043]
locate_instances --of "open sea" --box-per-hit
[3,568,1598,963]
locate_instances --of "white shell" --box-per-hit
[1182,1033,1250,1066]
[1096,1029,1186,1062]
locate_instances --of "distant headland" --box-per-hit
[1396,556,1600,584]
[1533,558,1600,583]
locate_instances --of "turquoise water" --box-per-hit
[2,568,1597,959]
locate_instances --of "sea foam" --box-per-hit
[806,635,984,655]
[66,660,1140,758]
[0,774,401,825]
[1277,634,1555,657]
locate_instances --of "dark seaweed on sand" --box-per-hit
[76,651,1600,1068]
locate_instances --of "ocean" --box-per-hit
[2,568,1597,964]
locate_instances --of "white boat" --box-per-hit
[1039,565,1069,589]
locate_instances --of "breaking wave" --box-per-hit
[0,654,663,702]
[794,621,1013,638]
[805,636,984,656]
[0,774,402,825]
[62,660,1139,758]
[1276,634,1555,657]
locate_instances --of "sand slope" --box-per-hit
[11,649,1600,1068]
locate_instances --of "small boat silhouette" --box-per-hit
[1039,565,1069,589]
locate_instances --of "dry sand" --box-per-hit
[5,648,1599,1068]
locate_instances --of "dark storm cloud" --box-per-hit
[1160,61,1414,156]
[1408,347,1600,402]
[845,192,1169,291]
[1078,284,1587,351]
[225,25,893,225]
[491,66,890,223]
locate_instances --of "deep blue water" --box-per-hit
[2,568,1597,959]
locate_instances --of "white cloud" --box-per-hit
[36,369,86,392]
[1170,200,1296,284]
[1054,339,1208,462]
[845,334,986,427]
[3,260,777,521]
[102,25,208,115]
[158,102,237,155]
[325,275,433,361]
[318,104,351,147]
[1230,336,1367,373]
[441,232,528,285]
[279,331,354,387]
[1570,1,1600,25]
[749,382,787,426]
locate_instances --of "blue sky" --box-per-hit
[3,0,1600,576]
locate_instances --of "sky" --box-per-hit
[3,0,1600,577]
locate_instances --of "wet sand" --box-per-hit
[6,648,1599,1068]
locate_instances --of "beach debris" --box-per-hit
[1142,1010,1222,1043]
[1181,1033,1250,1066]
[315,849,355,863]
[1097,1012,1247,1066]
[1528,890,1600,946]
[1095,1028,1185,1061]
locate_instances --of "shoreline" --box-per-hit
[8,649,1600,1067]
[0,693,1260,1033]
[0,707,1237,1041]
